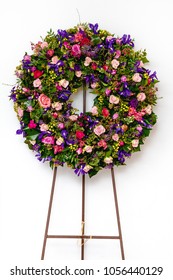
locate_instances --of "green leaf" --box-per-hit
[26,129,40,140]
[91,35,102,45]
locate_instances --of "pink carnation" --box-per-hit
[42,136,54,145]
[71,44,81,57]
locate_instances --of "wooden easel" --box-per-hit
[41,82,125,260]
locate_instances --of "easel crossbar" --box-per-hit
[47,235,120,240]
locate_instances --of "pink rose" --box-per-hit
[51,56,59,64]
[136,125,143,132]
[94,125,105,136]
[111,59,120,69]
[106,36,113,41]
[27,106,33,112]
[91,82,98,89]
[40,123,49,131]
[56,137,64,145]
[98,139,107,150]
[42,136,54,145]
[76,147,83,155]
[75,71,82,77]
[41,41,48,49]
[69,115,78,121]
[137,92,146,102]
[83,165,93,172]
[33,78,41,88]
[84,146,92,153]
[112,133,119,141]
[132,73,142,82]
[54,145,64,154]
[113,113,119,120]
[91,106,98,115]
[121,75,127,82]
[104,157,113,164]
[52,102,63,111]
[84,56,92,66]
[46,49,54,57]
[132,139,139,148]
[59,79,69,88]
[115,50,121,59]
[105,89,111,96]
[71,44,81,57]
[145,105,152,114]
[109,95,120,104]
[23,55,31,61]
[76,130,85,139]
[17,107,23,118]
[38,93,51,108]
[58,123,65,129]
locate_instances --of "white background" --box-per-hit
[0,0,173,274]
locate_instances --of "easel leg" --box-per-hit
[41,166,57,260]
[81,174,85,260]
[111,168,125,260]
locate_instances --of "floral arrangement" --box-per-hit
[10,23,158,177]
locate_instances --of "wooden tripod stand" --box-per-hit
[41,82,125,260]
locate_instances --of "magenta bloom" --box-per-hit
[28,120,37,129]
[42,136,54,145]
[71,44,81,57]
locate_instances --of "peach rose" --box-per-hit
[132,139,139,147]
[75,71,82,77]
[40,123,49,131]
[91,106,98,115]
[104,157,113,164]
[59,79,69,88]
[69,115,78,121]
[33,78,41,88]
[111,59,119,69]
[132,73,142,82]
[145,105,152,114]
[94,125,105,136]
[137,92,146,102]
[51,56,59,64]
[38,93,51,108]
[84,146,92,153]
[109,95,120,104]
[112,133,119,141]
[84,56,92,66]
[83,165,93,172]
[52,102,63,111]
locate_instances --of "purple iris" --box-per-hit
[149,71,158,81]
[16,129,23,135]
[119,88,131,97]
[57,29,69,38]
[129,98,138,108]
[121,34,134,47]
[74,164,86,176]
[61,129,68,139]
[66,139,75,145]
[89,23,98,34]
[48,60,64,73]
[58,90,71,101]
[118,150,131,163]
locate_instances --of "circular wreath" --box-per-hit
[10,23,158,177]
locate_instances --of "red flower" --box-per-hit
[54,145,64,154]
[102,107,109,117]
[103,65,109,71]
[91,62,97,70]
[80,37,90,46]
[46,49,54,57]
[76,130,85,139]
[33,70,43,79]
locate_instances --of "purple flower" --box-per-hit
[129,98,138,108]
[16,129,23,135]
[57,29,69,38]
[89,23,98,34]
[61,129,68,139]
[121,34,134,47]
[58,90,71,101]
[149,71,158,81]
[74,164,86,176]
